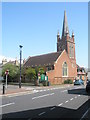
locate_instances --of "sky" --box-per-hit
[1,2,88,68]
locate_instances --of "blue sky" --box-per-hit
[2,2,88,68]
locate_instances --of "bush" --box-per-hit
[64,79,73,84]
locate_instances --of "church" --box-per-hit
[24,11,77,84]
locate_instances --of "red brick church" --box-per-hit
[24,11,77,84]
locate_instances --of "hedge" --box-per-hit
[64,79,73,84]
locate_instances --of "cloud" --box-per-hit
[0,55,16,63]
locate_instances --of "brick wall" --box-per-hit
[47,50,77,85]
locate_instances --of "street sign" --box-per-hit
[38,73,40,76]
[5,69,9,89]
[5,69,9,75]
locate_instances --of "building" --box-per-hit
[77,65,87,81]
[24,11,77,85]
[2,58,19,66]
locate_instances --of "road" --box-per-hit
[0,85,90,120]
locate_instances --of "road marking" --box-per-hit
[75,96,77,98]
[39,90,43,92]
[0,102,15,108]
[80,107,90,120]
[65,100,69,103]
[43,90,46,91]
[53,88,56,90]
[70,98,73,101]
[78,95,80,97]
[50,88,53,90]
[58,103,63,106]
[38,112,46,116]
[32,93,54,100]
[50,107,55,110]
[61,90,67,92]
[33,90,39,93]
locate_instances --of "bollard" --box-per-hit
[2,83,5,94]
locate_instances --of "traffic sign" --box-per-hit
[5,70,9,75]
[38,73,40,76]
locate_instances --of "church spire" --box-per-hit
[62,10,69,37]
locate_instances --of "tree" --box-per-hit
[25,67,36,81]
[35,67,45,78]
[2,63,19,82]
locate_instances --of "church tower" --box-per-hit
[57,10,76,65]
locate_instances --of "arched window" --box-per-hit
[69,44,74,58]
[63,62,68,76]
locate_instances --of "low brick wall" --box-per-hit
[48,77,74,85]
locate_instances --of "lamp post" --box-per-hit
[19,45,23,88]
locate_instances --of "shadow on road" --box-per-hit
[2,99,90,120]
[68,88,90,96]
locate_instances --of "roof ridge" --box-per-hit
[30,51,61,58]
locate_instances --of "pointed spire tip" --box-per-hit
[62,10,69,37]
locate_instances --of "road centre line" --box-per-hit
[50,107,55,110]
[70,98,73,101]
[65,100,69,103]
[0,102,15,108]
[75,96,77,98]
[58,103,63,106]
[78,95,80,97]
[32,93,54,100]
[38,111,46,116]
[61,90,67,92]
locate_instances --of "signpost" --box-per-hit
[5,69,9,89]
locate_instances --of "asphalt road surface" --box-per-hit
[1,85,90,120]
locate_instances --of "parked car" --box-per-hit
[74,79,84,85]
[86,81,90,93]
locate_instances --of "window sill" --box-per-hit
[62,76,68,77]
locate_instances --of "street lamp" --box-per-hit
[19,45,23,88]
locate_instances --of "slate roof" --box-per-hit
[24,51,62,67]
